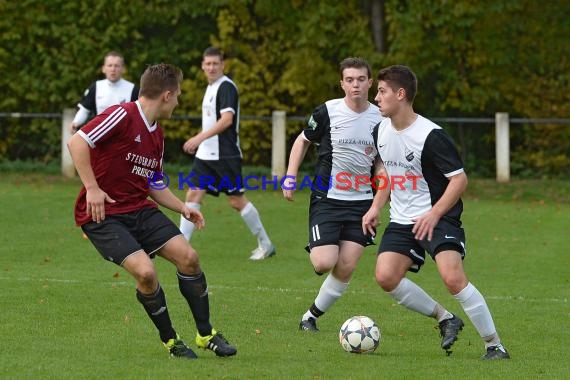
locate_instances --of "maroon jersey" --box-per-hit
[74,101,164,226]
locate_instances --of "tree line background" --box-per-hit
[0,0,568,178]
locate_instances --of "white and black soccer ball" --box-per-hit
[339,315,381,353]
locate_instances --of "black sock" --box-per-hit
[310,303,324,318]
[136,284,176,343]
[177,271,212,336]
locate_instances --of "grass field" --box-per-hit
[1,172,569,379]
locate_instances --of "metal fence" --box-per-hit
[1,111,569,182]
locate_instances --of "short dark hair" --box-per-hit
[103,51,125,64]
[376,65,417,103]
[203,46,224,60]
[139,63,183,99]
[339,57,372,79]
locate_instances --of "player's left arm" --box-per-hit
[412,129,467,241]
[412,172,467,240]
[183,82,237,154]
[149,187,204,229]
[183,110,233,154]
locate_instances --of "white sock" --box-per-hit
[179,202,200,241]
[240,202,272,248]
[434,303,455,323]
[302,309,318,321]
[454,282,500,347]
[388,277,439,317]
[303,274,348,320]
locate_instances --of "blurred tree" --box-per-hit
[381,0,569,177]
[0,0,567,176]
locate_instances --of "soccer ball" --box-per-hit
[339,315,381,353]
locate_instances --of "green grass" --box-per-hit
[1,172,569,379]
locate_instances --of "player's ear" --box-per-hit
[397,87,406,101]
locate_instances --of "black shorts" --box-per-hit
[306,195,374,251]
[81,207,182,266]
[378,218,466,273]
[189,157,245,196]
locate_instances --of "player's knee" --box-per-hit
[311,257,334,274]
[313,263,332,275]
[177,247,200,273]
[375,269,398,292]
[441,273,468,295]
[332,263,357,282]
[228,196,246,211]
[135,268,158,290]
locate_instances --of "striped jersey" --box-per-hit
[303,98,382,201]
[196,75,242,160]
[372,114,464,225]
[73,101,163,226]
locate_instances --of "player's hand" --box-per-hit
[183,135,204,155]
[412,211,440,241]
[86,187,116,223]
[181,206,204,230]
[362,208,379,237]
[281,175,297,201]
[69,123,79,134]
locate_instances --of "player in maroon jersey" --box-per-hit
[67,63,236,359]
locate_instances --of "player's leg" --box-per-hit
[122,251,197,359]
[302,240,365,331]
[179,189,205,241]
[299,199,343,331]
[217,155,274,260]
[179,158,209,241]
[434,247,509,359]
[158,233,236,357]
[299,243,340,331]
[82,215,196,358]
[376,222,462,353]
[300,211,371,331]
[228,193,275,260]
[235,196,275,260]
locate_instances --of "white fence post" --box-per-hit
[272,110,286,178]
[61,108,76,178]
[495,112,510,183]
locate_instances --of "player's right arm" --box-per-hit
[67,133,115,223]
[283,104,327,201]
[362,158,390,236]
[70,83,96,133]
[282,132,311,201]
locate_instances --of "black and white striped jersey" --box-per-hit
[373,115,464,225]
[77,78,139,118]
[303,98,383,201]
[196,75,242,160]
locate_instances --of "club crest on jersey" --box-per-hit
[405,168,416,177]
[308,115,318,130]
[405,148,414,162]
[134,134,141,143]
